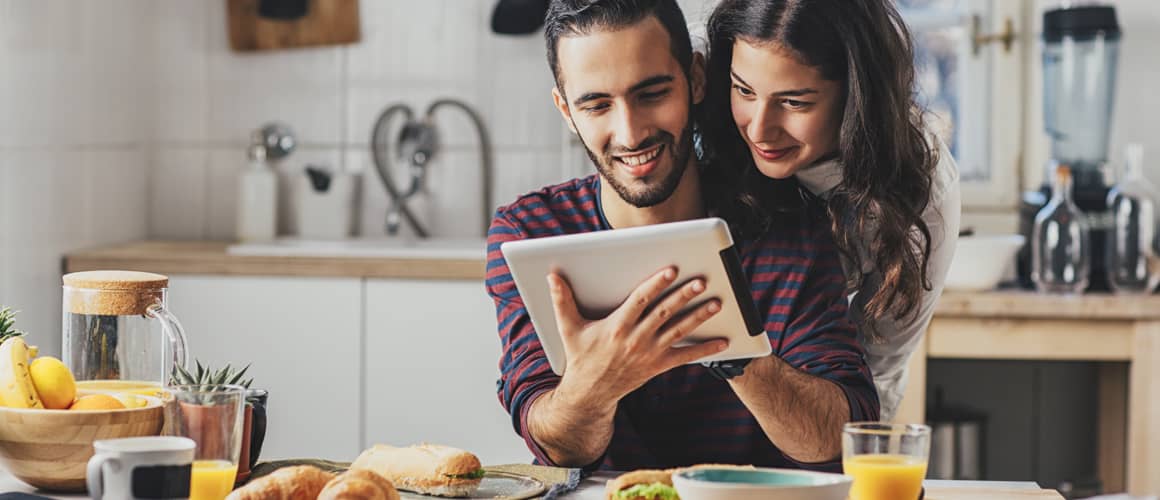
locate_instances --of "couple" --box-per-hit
[486,0,961,471]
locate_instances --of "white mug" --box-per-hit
[86,436,195,500]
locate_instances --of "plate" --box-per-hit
[398,471,547,500]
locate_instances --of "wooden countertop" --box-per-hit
[64,241,485,280]
[65,242,1160,321]
[936,289,1160,320]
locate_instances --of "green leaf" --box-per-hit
[445,469,486,480]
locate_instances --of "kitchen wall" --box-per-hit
[146,0,716,242]
[0,1,151,356]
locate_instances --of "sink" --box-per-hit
[226,237,487,260]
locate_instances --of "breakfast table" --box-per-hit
[0,467,1065,499]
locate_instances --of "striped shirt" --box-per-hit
[485,175,879,472]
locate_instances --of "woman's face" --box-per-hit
[729,39,844,179]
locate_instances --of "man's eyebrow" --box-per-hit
[629,75,675,93]
[571,75,676,107]
[730,70,818,97]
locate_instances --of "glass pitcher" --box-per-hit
[62,271,189,393]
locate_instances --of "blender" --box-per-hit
[1018,3,1121,291]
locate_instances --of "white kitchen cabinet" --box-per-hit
[167,275,363,462]
[363,279,533,465]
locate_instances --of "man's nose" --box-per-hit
[747,99,783,143]
[611,106,652,151]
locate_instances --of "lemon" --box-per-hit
[29,357,76,410]
[70,394,125,411]
[110,392,148,409]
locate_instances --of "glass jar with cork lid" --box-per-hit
[62,271,189,395]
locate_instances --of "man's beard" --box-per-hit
[576,122,695,208]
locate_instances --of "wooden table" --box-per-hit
[0,469,1063,499]
[896,290,1160,496]
[568,474,1063,499]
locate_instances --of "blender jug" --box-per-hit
[62,271,189,391]
[1042,4,1121,180]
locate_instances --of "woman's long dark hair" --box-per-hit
[702,0,937,326]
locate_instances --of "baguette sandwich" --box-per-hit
[351,443,484,497]
[605,469,679,500]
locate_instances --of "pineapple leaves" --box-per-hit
[170,359,254,390]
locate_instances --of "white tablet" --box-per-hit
[500,217,771,376]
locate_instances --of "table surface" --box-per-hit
[0,469,1062,499]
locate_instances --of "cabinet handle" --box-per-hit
[972,15,1016,56]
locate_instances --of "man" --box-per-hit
[485,0,878,471]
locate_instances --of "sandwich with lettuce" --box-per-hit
[605,469,680,500]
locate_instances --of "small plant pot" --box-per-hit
[177,402,236,461]
[236,403,254,484]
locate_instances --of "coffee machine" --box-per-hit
[1017,4,1122,290]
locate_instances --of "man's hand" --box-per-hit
[548,266,729,407]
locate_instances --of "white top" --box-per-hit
[796,138,962,421]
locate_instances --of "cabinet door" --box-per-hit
[364,279,533,465]
[168,275,363,461]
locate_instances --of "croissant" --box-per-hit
[225,465,336,500]
[318,469,401,500]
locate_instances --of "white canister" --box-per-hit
[294,168,359,240]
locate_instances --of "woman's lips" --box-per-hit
[752,144,796,162]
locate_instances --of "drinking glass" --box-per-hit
[843,422,931,500]
[167,384,245,500]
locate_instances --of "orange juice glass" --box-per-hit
[842,423,931,500]
[167,384,245,500]
[190,459,238,500]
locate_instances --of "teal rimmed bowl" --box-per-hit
[672,466,852,500]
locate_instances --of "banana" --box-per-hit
[0,337,43,409]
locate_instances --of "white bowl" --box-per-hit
[944,234,1025,292]
[672,466,852,500]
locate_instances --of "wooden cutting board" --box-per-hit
[227,0,360,52]
[925,485,1064,499]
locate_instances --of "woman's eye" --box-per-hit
[783,99,811,109]
[732,84,754,97]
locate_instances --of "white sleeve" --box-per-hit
[853,139,961,421]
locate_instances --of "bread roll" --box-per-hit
[318,468,400,500]
[225,465,335,500]
[351,444,483,497]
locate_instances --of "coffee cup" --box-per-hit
[86,436,195,500]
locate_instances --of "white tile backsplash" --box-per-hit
[149,148,209,240]
[150,0,209,144]
[204,1,345,145]
[85,149,149,245]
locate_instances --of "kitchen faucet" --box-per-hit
[370,99,493,238]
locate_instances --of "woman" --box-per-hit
[702,0,962,421]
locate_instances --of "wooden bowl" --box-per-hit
[0,396,165,492]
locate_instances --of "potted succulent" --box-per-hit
[171,360,268,484]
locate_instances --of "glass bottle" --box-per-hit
[1107,144,1159,294]
[1033,165,1091,294]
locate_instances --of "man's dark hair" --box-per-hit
[544,0,693,97]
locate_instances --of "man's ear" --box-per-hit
[552,86,578,134]
[691,51,707,105]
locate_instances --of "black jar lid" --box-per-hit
[1044,6,1121,42]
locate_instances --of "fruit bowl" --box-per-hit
[0,393,165,492]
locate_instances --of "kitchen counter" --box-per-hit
[64,241,485,280]
[903,290,1160,496]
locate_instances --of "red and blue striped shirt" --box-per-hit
[486,175,879,472]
